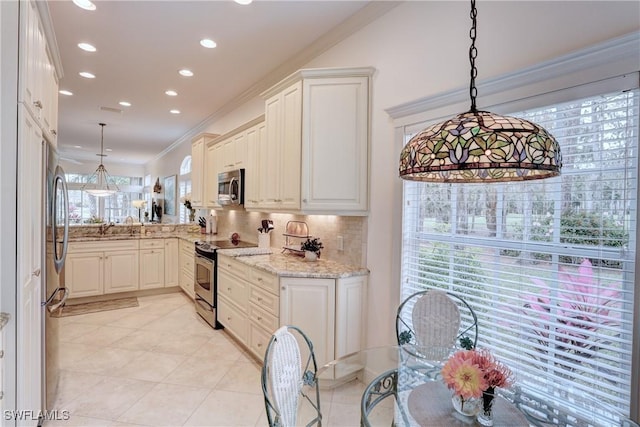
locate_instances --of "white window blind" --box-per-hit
[401,86,638,420]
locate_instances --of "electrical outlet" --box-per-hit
[337,235,344,251]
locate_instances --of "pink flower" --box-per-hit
[442,349,513,397]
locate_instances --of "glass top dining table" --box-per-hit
[306,345,638,427]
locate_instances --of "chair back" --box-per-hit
[396,290,478,361]
[261,325,321,427]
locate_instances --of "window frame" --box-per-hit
[389,33,640,421]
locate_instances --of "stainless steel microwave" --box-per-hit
[218,169,244,206]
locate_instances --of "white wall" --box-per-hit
[148,1,640,347]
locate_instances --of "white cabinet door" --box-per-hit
[301,76,369,213]
[191,137,205,207]
[164,238,179,287]
[66,252,104,297]
[139,249,165,289]
[244,121,264,209]
[16,106,43,424]
[233,131,247,169]
[104,250,139,294]
[335,275,367,359]
[221,138,234,171]
[179,240,194,299]
[205,142,219,207]
[19,0,43,121]
[261,81,301,210]
[280,277,335,368]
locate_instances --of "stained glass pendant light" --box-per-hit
[399,0,562,183]
[82,123,119,197]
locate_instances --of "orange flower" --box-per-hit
[441,352,487,399]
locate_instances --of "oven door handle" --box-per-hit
[195,253,214,265]
[195,296,214,312]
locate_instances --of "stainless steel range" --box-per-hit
[194,239,257,329]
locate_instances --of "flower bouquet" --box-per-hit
[441,349,513,425]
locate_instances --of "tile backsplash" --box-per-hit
[207,210,367,267]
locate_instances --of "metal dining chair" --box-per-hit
[261,325,322,427]
[396,289,478,358]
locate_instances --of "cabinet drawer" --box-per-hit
[249,303,278,332]
[249,322,273,360]
[250,286,279,317]
[68,239,139,253]
[250,268,278,295]
[218,255,249,281]
[218,295,248,344]
[218,269,249,310]
[140,239,164,249]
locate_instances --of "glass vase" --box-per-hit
[451,393,478,417]
[476,387,495,426]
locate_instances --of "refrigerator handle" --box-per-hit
[53,166,69,273]
[43,287,69,313]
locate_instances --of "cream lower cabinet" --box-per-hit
[139,240,165,290]
[104,250,139,294]
[66,240,140,298]
[247,266,279,360]
[280,275,367,379]
[164,238,179,287]
[179,240,195,299]
[217,255,250,344]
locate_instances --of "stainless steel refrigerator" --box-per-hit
[42,141,70,410]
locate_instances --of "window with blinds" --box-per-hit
[400,87,638,419]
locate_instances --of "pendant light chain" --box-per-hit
[469,0,478,112]
[99,122,106,163]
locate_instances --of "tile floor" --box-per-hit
[45,291,380,427]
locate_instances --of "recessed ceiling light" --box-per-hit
[165,90,178,96]
[74,145,82,149]
[119,101,131,107]
[79,71,95,79]
[77,42,96,52]
[170,109,181,114]
[178,69,193,77]
[200,39,217,49]
[73,0,96,11]
[234,0,252,5]
[105,148,113,152]
[59,90,73,96]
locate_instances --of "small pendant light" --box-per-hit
[399,0,562,183]
[82,123,119,197]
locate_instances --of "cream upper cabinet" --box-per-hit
[232,131,247,170]
[260,67,373,215]
[260,81,302,210]
[164,238,179,287]
[19,0,60,144]
[191,133,218,208]
[244,120,265,209]
[205,142,221,207]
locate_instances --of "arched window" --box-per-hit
[179,155,192,223]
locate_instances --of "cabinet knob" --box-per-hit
[33,100,43,109]
[257,316,262,321]
[302,199,307,203]
[32,268,41,277]
[257,297,262,302]
[227,287,231,291]
[281,286,286,290]
[227,316,231,320]
[51,129,57,136]
[257,277,263,282]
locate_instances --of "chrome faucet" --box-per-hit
[99,222,115,235]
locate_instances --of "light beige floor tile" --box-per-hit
[215,360,263,395]
[162,356,236,388]
[330,378,368,405]
[196,335,245,361]
[150,332,210,356]
[184,390,264,427]
[44,414,147,426]
[70,325,135,347]
[59,323,101,343]
[51,370,107,409]
[110,329,167,351]
[57,342,100,369]
[326,401,362,427]
[139,313,195,333]
[113,351,187,382]
[106,312,161,329]
[117,383,209,426]
[64,377,155,420]
[67,347,145,375]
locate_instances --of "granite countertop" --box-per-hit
[218,249,369,279]
[68,232,368,279]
